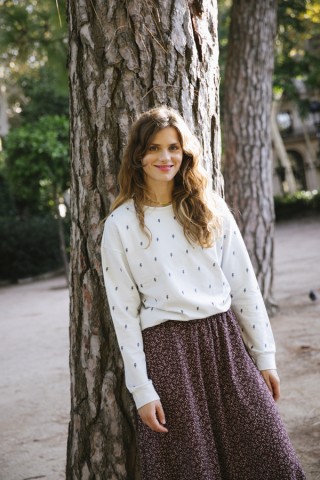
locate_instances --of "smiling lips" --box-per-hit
[155,165,173,172]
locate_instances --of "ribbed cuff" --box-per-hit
[255,352,277,371]
[131,380,160,410]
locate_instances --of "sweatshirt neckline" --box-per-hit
[144,203,173,211]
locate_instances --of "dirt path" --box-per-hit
[272,218,320,479]
[0,217,319,479]
[0,277,69,480]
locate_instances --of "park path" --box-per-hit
[0,217,319,479]
[0,276,69,480]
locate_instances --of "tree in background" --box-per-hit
[4,114,69,214]
[67,0,220,477]
[223,0,277,307]
[220,0,320,307]
[1,113,70,281]
[0,0,68,153]
[0,0,67,93]
[219,0,320,113]
[1,65,69,217]
[16,67,69,124]
[0,0,68,137]
[274,0,320,105]
[219,0,320,196]
[0,0,69,281]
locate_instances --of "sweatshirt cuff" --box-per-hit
[131,380,160,410]
[255,352,277,371]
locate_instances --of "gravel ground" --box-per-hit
[0,217,319,479]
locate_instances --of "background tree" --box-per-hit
[1,67,69,216]
[0,0,67,94]
[0,0,69,282]
[67,0,220,477]
[219,0,320,114]
[0,0,69,195]
[4,114,69,213]
[3,114,70,280]
[219,0,320,197]
[16,67,69,125]
[274,0,320,104]
[223,0,277,307]
[0,0,68,135]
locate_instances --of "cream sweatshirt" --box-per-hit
[101,194,276,409]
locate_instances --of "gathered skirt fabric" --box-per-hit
[137,309,305,480]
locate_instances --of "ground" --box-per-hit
[272,218,320,479]
[0,217,319,480]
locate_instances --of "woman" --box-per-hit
[101,106,305,479]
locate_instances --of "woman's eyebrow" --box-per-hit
[149,142,180,146]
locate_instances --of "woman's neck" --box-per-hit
[144,183,173,206]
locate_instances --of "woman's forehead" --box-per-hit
[149,127,181,144]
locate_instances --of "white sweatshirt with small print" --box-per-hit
[101,193,276,409]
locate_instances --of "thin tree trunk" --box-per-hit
[54,189,69,287]
[271,101,297,193]
[56,201,70,287]
[67,1,220,478]
[223,0,277,308]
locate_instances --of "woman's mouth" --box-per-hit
[155,165,173,172]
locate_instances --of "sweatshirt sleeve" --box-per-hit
[101,217,160,409]
[216,195,276,370]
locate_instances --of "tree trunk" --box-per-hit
[271,101,297,193]
[223,0,277,307]
[66,1,220,478]
[54,190,70,287]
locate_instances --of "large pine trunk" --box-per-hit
[66,1,220,478]
[223,0,277,306]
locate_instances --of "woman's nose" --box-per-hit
[159,149,170,162]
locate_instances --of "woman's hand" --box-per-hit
[260,369,280,401]
[138,400,168,433]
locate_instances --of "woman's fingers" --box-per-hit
[155,401,167,426]
[138,400,168,433]
[260,369,281,401]
[270,373,281,401]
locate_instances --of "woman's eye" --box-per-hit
[170,145,180,151]
[148,145,157,151]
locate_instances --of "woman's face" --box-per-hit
[141,127,183,192]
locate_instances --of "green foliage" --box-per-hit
[0,214,70,281]
[17,68,69,124]
[0,174,15,215]
[0,0,68,129]
[274,189,320,220]
[0,0,68,93]
[274,0,320,107]
[4,115,69,213]
[0,1,70,280]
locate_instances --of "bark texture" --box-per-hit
[67,1,220,478]
[223,0,277,305]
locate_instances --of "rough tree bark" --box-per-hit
[223,0,277,307]
[66,1,220,478]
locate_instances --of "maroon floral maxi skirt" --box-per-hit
[137,309,306,480]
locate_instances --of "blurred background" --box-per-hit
[0,0,69,286]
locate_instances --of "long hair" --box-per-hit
[111,106,220,247]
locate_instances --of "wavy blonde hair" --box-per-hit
[111,106,220,247]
